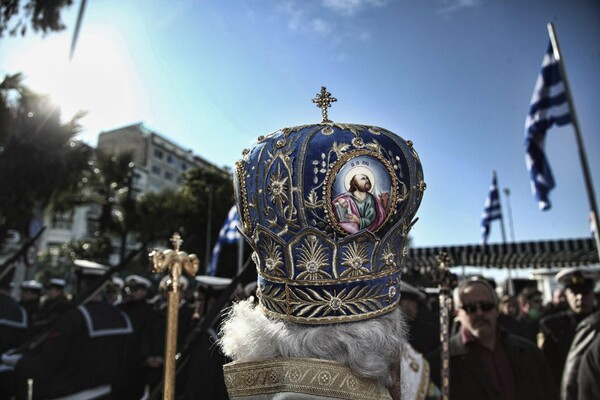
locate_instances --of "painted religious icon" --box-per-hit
[330,154,394,235]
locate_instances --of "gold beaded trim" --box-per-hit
[224,357,392,400]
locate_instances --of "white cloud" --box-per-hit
[437,0,481,15]
[322,0,389,16]
[276,1,306,31]
[312,18,332,34]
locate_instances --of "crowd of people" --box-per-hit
[0,261,237,400]
[398,267,600,400]
[1,258,599,400]
[2,98,599,400]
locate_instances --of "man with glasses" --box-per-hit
[427,277,557,400]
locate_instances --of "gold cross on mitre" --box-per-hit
[312,86,337,123]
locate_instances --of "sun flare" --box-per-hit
[12,24,148,140]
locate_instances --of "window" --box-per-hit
[167,154,174,164]
[51,212,73,230]
[153,149,164,159]
[181,162,188,171]
[151,165,161,175]
[164,171,173,181]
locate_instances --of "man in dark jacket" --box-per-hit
[539,267,598,384]
[560,309,600,400]
[428,277,557,400]
[14,260,133,400]
[514,286,544,343]
[31,278,72,336]
[577,332,600,400]
[113,274,156,400]
[0,267,28,399]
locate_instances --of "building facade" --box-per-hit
[37,123,220,264]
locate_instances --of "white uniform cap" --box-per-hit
[49,278,66,288]
[111,276,125,290]
[124,275,152,289]
[20,280,43,291]
[73,260,110,276]
[555,267,599,287]
[195,275,232,291]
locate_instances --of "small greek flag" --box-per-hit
[206,206,241,276]
[525,42,572,210]
[481,172,502,245]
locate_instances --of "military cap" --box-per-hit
[556,267,599,291]
[195,276,232,291]
[48,278,66,288]
[73,259,110,276]
[124,274,152,289]
[111,276,125,290]
[20,280,43,291]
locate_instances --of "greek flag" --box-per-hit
[481,172,502,245]
[206,206,241,276]
[525,42,572,210]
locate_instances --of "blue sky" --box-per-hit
[1,0,599,250]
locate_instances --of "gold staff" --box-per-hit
[430,252,457,400]
[150,233,199,400]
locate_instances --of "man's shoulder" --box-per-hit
[540,310,572,329]
[578,310,600,330]
[504,332,540,351]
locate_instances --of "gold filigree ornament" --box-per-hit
[259,238,285,278]
[267,164,290,207]
[296,235,332,281]
[340,241,371,278]
[224,358,392,400]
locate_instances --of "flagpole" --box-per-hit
[494,171,513,296]
[494,171,507,244]
[503,188,516,242]
[547,22,600,261]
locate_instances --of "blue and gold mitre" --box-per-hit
[234,87,426,324]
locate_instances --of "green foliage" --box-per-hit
[0,73,91,242]
[0,0,74,37]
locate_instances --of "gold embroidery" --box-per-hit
[267,163,290,206]
[296,235,332,281]
[340,241,370,278]
[259,238,285,278]
[224,358,392,400]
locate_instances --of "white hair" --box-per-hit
[219,299,407,387]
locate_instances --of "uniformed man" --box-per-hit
[181,275,233,400]
[31,278,72,336]
[146,275,194,394]
[14,260,133,400]
[113,274,156,400]
[105,276,125,305]
[399,281,439,355]
[0,266,28,398]
[539,267,598,385]
[561,309,600,400]
[18,280,42,331]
